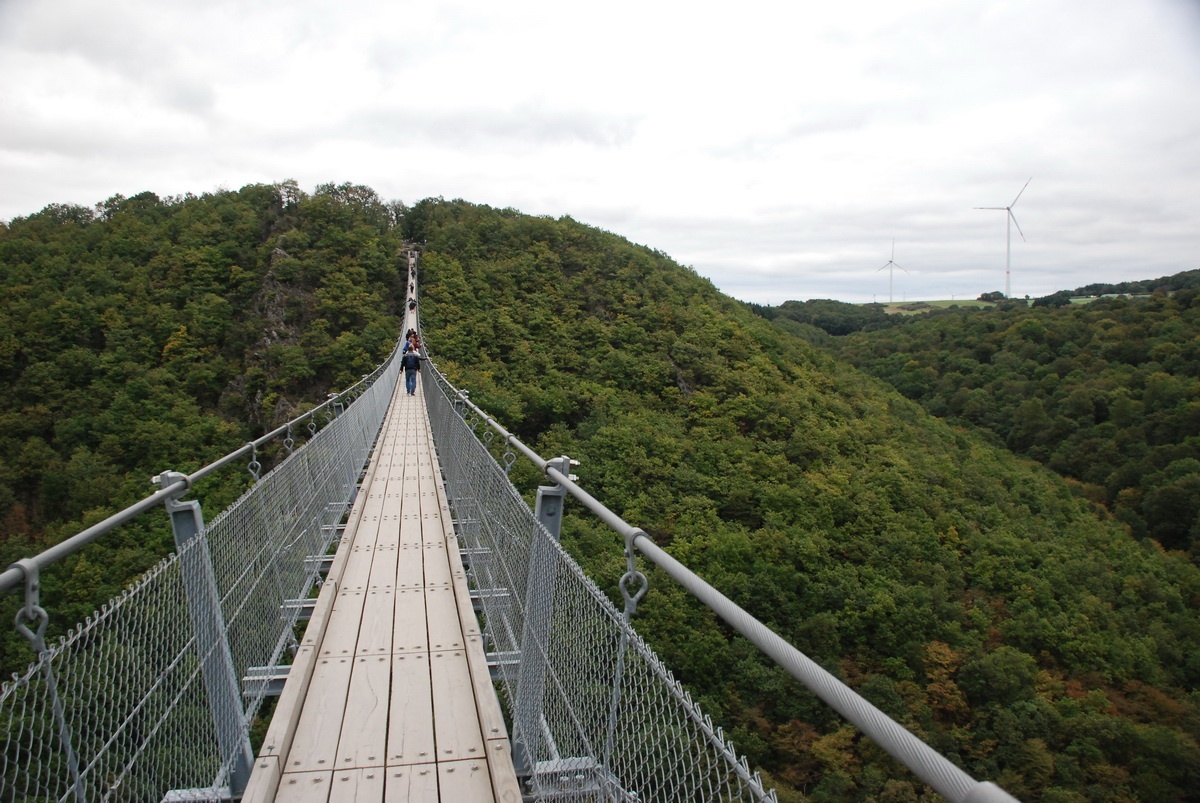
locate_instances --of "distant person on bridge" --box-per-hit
[403,330,421,353]
[401,348,423,395]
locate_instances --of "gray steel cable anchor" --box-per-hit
[10,558,86,802]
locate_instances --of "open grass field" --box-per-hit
[879,298,998,314]
[878,294,1148,314]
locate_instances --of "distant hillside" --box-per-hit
[826,289,1200,567]
[747,298,895,337]
[409,199,1200,801]
[1033,269,1200,307]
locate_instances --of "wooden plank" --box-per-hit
[417,451,446,544]
[374,512,402,549]
[242,753,283,803]
[360,481,389,521]
[366,543,400,589]
[374,450,404,524]
[415,446,445,548]
[335,654,391,770]
[359,441,394,517]
[452,579,483,642]
[382,763,439,802]
[425,438,453,524]
[253,643,318,756]
[481,739,523,803]
[441,532,466,580]
[422,543,452,588]
[425,454,465,587]
[339,543,379,593]
[356,587,395,657]
[397,542,426,588]
[429,648,486,763]
[327,767,386,803]
[424,586,465,653]
[420,497,444,546]
[298,574,340,651]
[463,636,506,742]
[387,652,435,766]
[273,769,334,803]
[321,590,364,658]
[399,504,424,547]
[396,544,424,590]
[437,758,494,800]
[420,500,448,546]
[352,515,384,560]
[372,431,408,552]
[392,587,429,652]
[285,653,354,773]
[397,450,425,549]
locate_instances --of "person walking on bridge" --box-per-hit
[401,347,423,395]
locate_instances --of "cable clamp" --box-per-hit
[10,558,49,651]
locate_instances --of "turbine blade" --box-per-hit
[1010,210,1026,241]
[877,263,890,272]
[1011,176,1032,207]
[976,206,1006,210]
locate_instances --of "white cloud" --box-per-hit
[1,0,1198,304]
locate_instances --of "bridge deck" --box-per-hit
[243,372,521,802]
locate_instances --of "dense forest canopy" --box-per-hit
[810,288,1200,562]
[0,182,406,670]
[2,188,1199,801]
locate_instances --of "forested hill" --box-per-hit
[3,189,1199,801]
[816,291,1200,564]
[0,183,405,671]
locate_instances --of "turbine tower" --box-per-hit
[876,239,909,303]
[976,178,1031,299]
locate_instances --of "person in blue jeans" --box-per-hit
[401,348,423,395]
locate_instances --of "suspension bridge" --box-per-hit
[0,254,1018,802]
[240,330,518,801]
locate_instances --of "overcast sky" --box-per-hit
[2,0,1198,304]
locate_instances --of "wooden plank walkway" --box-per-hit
[243,363,521,802]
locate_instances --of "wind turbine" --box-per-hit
[876,239,909,303]
[976,177,1031,299]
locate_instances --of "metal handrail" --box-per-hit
[0,339,403,598]
[425,363,1020,803]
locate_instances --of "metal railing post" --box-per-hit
[154,470,254,795]
[10,559,86,802]
[512,455,573,778]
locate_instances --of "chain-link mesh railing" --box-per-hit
[0,343,403,802]
[424,366,778,803]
